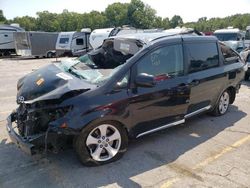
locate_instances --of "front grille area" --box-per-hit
[16,104,72,137]
[16,104,51,137]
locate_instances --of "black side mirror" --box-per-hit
[135,73,155,88]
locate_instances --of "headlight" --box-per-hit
[48,106,73,121]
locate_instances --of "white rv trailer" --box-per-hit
[214,27,245,52]
[89,28,114,49]
[0,24,25,56]
[14,31,58,58]
[56,29,91,57]
[89,27,144,49]
[245,26,250,48]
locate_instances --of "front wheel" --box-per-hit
[75,121,128,166]
[211,90,230,116]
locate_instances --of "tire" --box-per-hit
[47,52,53,58]
[211,90,230,116]
[75,121,128,166]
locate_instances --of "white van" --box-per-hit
[214,27,245,52]
[56,29,91,56]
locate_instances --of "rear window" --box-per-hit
[59,38,69,44]
[186,42,219,73]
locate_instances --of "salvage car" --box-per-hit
[240,48,250,80]
[7,31,246,166]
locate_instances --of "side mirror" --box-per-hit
[135,73,155,88]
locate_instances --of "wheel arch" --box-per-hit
[226,86,236,104]
[80,117,130,138]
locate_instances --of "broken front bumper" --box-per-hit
[6,112,45,155]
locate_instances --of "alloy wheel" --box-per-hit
[219,91,230,114]
[86,124,121,161]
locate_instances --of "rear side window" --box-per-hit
[186,42,219,73]
[220,43,239,64]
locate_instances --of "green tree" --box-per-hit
[170,15,183,28]
[88,11,107,30]
[127,0,157,28]
[162,17,171,29]
[36,11,60,32]
[0,10,6,23]
[57,9,80,31]
[105,3,129,27]
[12,16,37,30]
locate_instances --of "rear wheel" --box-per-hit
[75,121,128,166]
[211,90,230,116]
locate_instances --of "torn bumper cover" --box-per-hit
[6,112,45,155]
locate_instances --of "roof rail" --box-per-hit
[151,29,203,42]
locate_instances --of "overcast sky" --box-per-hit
[1,0,250,22]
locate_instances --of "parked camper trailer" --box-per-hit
[89,27,143,49]
[14,31,58,58]
[0,24,24,56]
[245,26,250,47]
[56,29,91,57]
[214,27,245,52]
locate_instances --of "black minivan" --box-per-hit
[7,32,246,166]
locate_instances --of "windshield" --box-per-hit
[57,55,115,86]
[57,38,142,86]
[214,33,238,41]
[59,38,69,44]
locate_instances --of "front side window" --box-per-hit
[137,44,184,81]
[220,43,239,64]
[186,42,219,73]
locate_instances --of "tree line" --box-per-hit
[0,0,249,32]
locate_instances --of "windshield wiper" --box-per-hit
[68,67,86,79]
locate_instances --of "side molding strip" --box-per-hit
[136,119,185,138]
[184,105,211,119]
[136,105,212,138]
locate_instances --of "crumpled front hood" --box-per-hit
[17,63,96,104]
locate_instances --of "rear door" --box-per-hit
[129,43,190,136]
[184,40,224,117]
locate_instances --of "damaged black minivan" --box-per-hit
[7,31,246,166]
